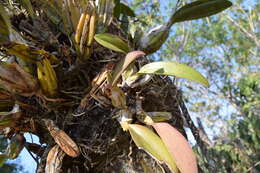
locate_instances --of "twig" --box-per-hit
[177,90,206,150]
[25,144,39,166]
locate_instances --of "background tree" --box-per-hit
[131,0,259,172]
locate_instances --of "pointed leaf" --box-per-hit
[114,2,135,19]
[152,123,198,173]
[111,51,145,86]
[138,61,209,87]
[170,0,232,24]
[128,124,179,173]
[94,33,130,53]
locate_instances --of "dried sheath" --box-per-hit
[45,145,65,173]
[44,119,80,157]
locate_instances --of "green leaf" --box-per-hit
[114,2,136,19]
[170,0,232,24]
[138,61,209,87]
[128,124,179,173]
[94,33,130,53]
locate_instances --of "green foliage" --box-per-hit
[94,33,130,53]
[169,0,232,24]
[128,124,179,173]
[138,61,209,87]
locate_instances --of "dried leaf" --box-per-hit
[44,119,80,157]
[108,86,126,109]
[45,145,65,173]
[0,89,12,101]
[111,51,145,86]
[152,123,198,173]
[0,62,39,96]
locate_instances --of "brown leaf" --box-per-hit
[44,119,80,157]
[0,90,12,100]
[152,122,198,173]
[111,51,145,86]
[45,145,65,173]
[0,63,38,96]
[108,86,126,109]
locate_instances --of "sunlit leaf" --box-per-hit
[94,33,130,53]
[170,0,232,24]
[3,42,60,64]
[138,61,209,87]
[37,58,58,96]
[128,124,179,173]
[146,112,172,122]
[152,123,198,173]
[111,51,145,86]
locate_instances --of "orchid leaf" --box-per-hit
[128,124,179,173]
[138,61,209,87]
[152,123,198,173]
[170,0,232,24]
[94,33,130,53]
